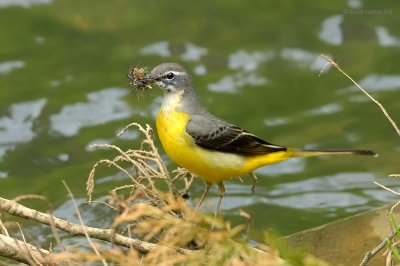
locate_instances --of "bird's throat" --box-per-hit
[160,91,184,114]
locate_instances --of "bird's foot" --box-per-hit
[250,172,258,193]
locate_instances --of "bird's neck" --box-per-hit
[161,89,205,115]
[160,91,183,114]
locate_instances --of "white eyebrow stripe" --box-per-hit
[164,70,186,76]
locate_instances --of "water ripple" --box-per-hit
[180,43,208,61]
[0,98,47,158]
[0,60,25,75]
[306,103,342,116]
[342,74,400,93]
[0,0,52,8]
[375,26,400,47]
[281,48,330,72]
[50,88,133,137]
[228,50,273,72]
[319,15,343,45]
[208,72,267,93]
[140,41,171,57]
[269,172,377,196]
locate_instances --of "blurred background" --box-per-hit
[0,0,399,240]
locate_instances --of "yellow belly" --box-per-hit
[156,109,290,184]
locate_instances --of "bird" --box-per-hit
[137,62,377,213]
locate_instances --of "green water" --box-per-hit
[1,0,399,239]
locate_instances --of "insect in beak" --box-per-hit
[128,67,154,92]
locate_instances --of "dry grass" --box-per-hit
[86,123,195,206]
[65,122,321,265]
[2,122,319,265]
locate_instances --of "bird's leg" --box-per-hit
[250,172,258,194]
[194,182,212,212]
[215,182,225,217]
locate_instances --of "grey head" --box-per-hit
[148,63,208,115]
[149,63,194,94]
[149,64,231,132]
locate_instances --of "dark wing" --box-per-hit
[186,119,287,156]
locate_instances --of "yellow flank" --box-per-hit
[156,93,295,184]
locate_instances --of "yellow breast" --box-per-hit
[156,93,249,183]
[155,93,291,184]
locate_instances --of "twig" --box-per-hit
[320,54,400,137]
[63,181,108,266]
[0,196,188,255]
[172,168,196,195]
[359,237,393,266]
[118,123,174,193]
[87,123,178,206]
[374,181,400,197]
[86,200,119,212]
[373,182,400,213]
[0,217,9,236]
[0,234,73,266]
[359,216,398,266]
[87,158,159,205]
[17,222,43,265]
[359,182,400,265]
[48,210,66,253]
[12,194,47,203]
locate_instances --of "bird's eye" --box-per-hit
[166,72,175,80]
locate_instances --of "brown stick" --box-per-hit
[0,197,187,255]
[0,234,74,266]
[320,54,400,137]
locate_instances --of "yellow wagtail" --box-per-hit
[129,63,376,211]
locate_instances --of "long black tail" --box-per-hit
[289,148,377,158]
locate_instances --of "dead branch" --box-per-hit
[358,182,400,266]
[359,237,391,266]
[0,197,188,255]
[0,234,74,266]
[321,54,400,137]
